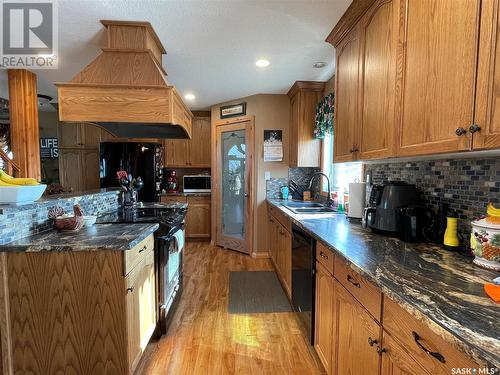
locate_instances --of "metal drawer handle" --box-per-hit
[376,346,386,356]
[347,274,361,288]
[138,245,147,253]
[412,331,446,363]
[319,251,328,260]
[368,337,378,347]
[126,287,134,293]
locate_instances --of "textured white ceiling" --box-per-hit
[32,0,350,110]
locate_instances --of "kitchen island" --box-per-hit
[267,199,499,373]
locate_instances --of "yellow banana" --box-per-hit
[0,179,17,186]
[487,203,500,217]
[0,170,39,185]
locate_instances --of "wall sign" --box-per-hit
[40,137,58,158]
[263,130,283,162]
[220,102,246,119]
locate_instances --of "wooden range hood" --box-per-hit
[56,20,192,139]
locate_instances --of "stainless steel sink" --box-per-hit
[281,201,336,214]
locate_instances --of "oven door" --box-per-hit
[157,225,184,334]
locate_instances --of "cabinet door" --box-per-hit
[381,331,430,375]
[82,149,100,191]
[281,228,291,297]
[396,0,479,156]
[289,94,299,167]
[82,123,103,149]
[358,0,398,160]
[59,149,82,191]
[296,91,322,167]
[59,122,83,148]
[314,262,334,375]
[164,139,189,167]
[334,25,361,162]
[333,281,381,375]
[268,217,278,267]
[473,0,500,149]
[186,196,211,238]
[189,117,211,167]
[126,270,142,374]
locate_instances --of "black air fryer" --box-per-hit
[365,182,419,234]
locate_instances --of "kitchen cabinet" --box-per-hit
[164,114,211,168]
[396,0,478,156]
[59,122,106,148]
[333,280,381,375]
[358,0,398,160]
[0,235,156,375]
[474,0,500,150]
[287,81,325,167]
[334,25,361,162]
[186,196,211,238]
[59,148,100,192]
[314,261,334,375]
[380,331,430,375]
[159,195,211,239]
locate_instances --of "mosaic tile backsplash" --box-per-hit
[266,167,320,199]
[364,157,500,238]
[0,189,120,245]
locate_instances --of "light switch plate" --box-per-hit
[264,171,271,181]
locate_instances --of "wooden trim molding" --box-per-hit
[325,0,377,47]
[287,81,326,98]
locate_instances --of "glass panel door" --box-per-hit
[221,130,246,240]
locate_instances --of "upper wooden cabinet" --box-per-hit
[396,0,478,156]
[328,0,500,161]
[474,0,500,150]
[164,113,211,168]
[287,81,325,167]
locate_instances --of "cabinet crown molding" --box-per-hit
[287,81,326,98]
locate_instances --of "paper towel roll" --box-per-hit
[348,182,366,219]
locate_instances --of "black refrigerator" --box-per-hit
[99,142,163,202]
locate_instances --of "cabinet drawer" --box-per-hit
[316,242,334,275]
[334,256,382,321]
[383,297,478,374]
[160,196,187,204]
[268,204,291,232]
[124,234,154,276]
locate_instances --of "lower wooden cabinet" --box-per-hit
[267,211,292,299]
[0,236,157,375]
[159,195,211,239]
[333,280,382,375]
[380,330,430,375]
[314,261,334,375]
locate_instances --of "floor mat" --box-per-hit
[228,271,293,314]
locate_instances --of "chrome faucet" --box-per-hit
[307,172,334,207]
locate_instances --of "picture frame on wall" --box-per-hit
[263,130,283,162]
[220,102,247,119]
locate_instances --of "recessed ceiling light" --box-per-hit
[256,59,270,68]
[184,93,195,100]
[313,62,327,69]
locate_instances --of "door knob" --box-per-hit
[244,193,249,197]
[455,127,467,136]
[469,124,481,133]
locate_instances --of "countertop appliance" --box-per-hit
[183,175,211,193]
[365,182,419,234]
[96,202,187,335]
[100,142,163,202]
[291,223,316,345]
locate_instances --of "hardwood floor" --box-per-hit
[136,242,324,375]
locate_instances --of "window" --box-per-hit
[321,132,363,195]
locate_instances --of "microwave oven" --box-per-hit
[183,175,211,193]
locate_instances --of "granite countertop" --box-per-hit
[0,223,159,252]
[267,199,500,368]
[159,192,211,197]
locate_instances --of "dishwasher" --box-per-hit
[291,223,316,345]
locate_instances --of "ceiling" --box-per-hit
[30,0,350,110]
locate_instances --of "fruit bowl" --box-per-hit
[0,184,47,205]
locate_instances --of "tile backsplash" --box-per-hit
[364,157,500,237]
[0,189,120,245]
[266,167,320,199]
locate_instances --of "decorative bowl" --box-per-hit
[470,218,500,271]
[53,205,84,232]
[83,215,97,227]
[0,184,47,205]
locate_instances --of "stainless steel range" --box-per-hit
[97,202,187,334]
